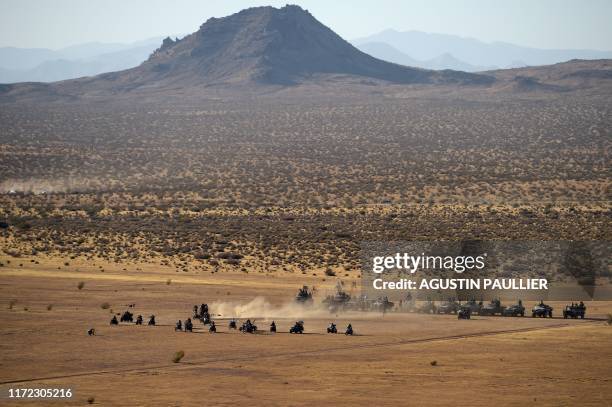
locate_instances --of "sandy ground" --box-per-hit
[1,259,611,406]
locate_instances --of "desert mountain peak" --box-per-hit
[135,4,490,86]
[0,5,503,102]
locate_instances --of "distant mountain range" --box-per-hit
[352,29,612,72]
[0,5,494,102]
[355,42,495,72]
[0,38,164,83]
[2,22,612,84]
[1,5,610,105]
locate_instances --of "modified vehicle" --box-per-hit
[479,299,505,316]
[322,282,351,312]
[417,300,437,314]
[563,303,586,319]
[462,299,483,315]
[295,285,313,304]
[437,299,461,314]
[372,297,395,313]
[502,302,525,317]
[532,302,553,318]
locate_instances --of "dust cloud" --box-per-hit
[210,296,334,319]
[0,177,105,194]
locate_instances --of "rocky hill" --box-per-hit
[0,5,494,103]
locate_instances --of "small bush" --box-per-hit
[607,314,612,325]
[8,299,17,310]
[47,304,53,311]
[172,350,185,363]
[325,268,336,277]
[100,302,110,310]
[430,360,437,366]
[87,396,95,404]
[166,279,172,285]
[77,281,85,290]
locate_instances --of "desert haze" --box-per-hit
[0,5,611,407]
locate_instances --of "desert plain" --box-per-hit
[0,8,611,403]
[0,254,611,406]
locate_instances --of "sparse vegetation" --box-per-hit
[172,350,185,363]
[0,13,609,404]
[0,94,609,274]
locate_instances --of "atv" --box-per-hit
[239,320,257,333]
[290,321,304,334]
[120,310,134,323]
[457,307,471,319]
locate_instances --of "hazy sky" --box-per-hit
[1,0,611,50]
